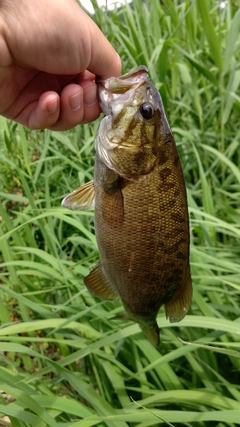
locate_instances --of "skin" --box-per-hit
[0,0,121,130]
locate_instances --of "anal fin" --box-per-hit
[62,180,95,211]
[165,269,192,323]
[84,262,117,301]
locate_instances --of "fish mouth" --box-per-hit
[97,65,148,115]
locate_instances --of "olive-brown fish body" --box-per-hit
[62,66,192,347]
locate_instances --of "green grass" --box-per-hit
[0,0,240,426]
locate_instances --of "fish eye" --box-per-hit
[139,102,154,120]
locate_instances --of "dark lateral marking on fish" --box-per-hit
[175,237,186,246]
[173,189,181,198]
[171,212,186,223]
[164,245,179,255]
[124,118,139,141]
[176,251,187,260]
[159,167,172,181]
[158,197,177,212]
[168,199,177,209]
[113,109,126,128]
[158,148,168,165]
[163,245,177,255]
[141,120,156,147]
[172,227,184,238]
[135,150,149,164]
[173,155,180,168]
[162,182,176,190]
[153,124,160,152]
[162,227,182,239]
[164,238,186,255]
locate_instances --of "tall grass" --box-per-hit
[0,0,240,426]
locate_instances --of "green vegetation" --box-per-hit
[0,0,240,425]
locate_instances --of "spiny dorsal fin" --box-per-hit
[84,262,117,301]
[61,180,95,211]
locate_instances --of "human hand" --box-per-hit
[0,0,121,130]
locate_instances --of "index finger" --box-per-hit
[80,9,122,79]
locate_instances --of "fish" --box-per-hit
[62,65,192,347]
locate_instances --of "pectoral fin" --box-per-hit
[62,180,95,210]
[84,262,117,301]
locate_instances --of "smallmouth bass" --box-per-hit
[62,66,192,347]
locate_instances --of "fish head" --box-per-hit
[96,66,171,179]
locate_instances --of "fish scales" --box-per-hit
[95,136,189,318]
[62,66,192,347]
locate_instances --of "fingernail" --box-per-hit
[47,97,59,114]
[70,92,81,111]
[84,87,97,107]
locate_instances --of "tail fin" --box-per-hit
[139,321,160,348]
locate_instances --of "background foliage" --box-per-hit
[0,0,240,425]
